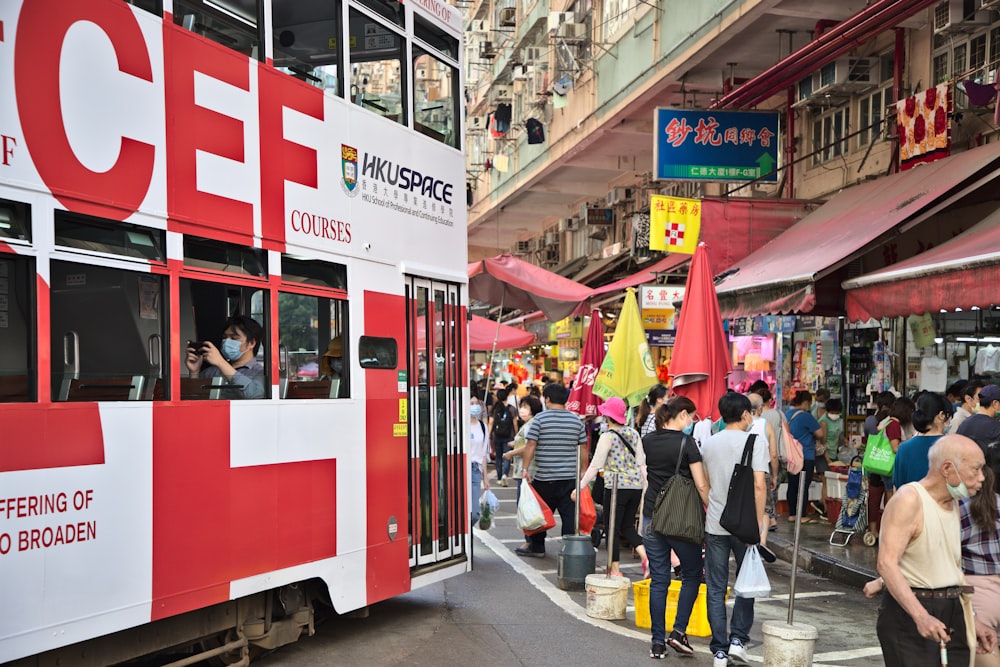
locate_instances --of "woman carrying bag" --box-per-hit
[640,396,710,659]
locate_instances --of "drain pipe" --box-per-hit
[786,86,795,199]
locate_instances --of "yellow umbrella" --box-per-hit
[592,288,658,407]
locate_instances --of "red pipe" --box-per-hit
[814,19,839,40]
[712,0,936,109]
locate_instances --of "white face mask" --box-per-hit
[827,414,841,421]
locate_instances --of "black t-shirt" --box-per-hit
[641,429,702,518]
[956,413,1000,453]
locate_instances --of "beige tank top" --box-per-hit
[898,482,964,589]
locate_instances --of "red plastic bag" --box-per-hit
[523,484,556,536]
[578,486,597,535]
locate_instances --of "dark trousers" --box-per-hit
[786,458,815,517]
[527,478,576,552]
[603,487,643,562]
[877,592,970,667]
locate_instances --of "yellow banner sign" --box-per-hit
[649,195,701,254]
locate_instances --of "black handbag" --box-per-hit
[719,434,761,545]
[651,436,705,544]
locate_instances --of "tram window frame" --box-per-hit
[412,44,459,148]
[124,0,162,16]
[174,0,263,60]
[349,7,407,126]
[50,260,168,403]
[351,0,405,28]
[180,273,270,401]
[55,211,165,263]
[413,15,458,61]
[272,0,344,95]
[0,199,31,243]
[0,253,36,403]
[183,236,267,277]
[359,336,397,369]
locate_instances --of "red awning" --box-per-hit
[468,315,536,350]
[698,198,816,272]
[468,254,593,322]
[712,142,1000,319]
[590,254,689,296]
[844,208,1000,321]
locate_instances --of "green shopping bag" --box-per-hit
[862,427,895,476]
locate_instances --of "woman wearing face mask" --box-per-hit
[468,400,490,526]
[186,315,266,399]
[892,392,953,489]
[503,395,543,553]
[640,397,710,659]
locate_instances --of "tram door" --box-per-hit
[405,277,466,567]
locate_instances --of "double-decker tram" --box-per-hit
[0,0,469,663]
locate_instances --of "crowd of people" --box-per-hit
[467,376,1000,666]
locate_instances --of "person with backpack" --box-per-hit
[469,400,490,526]
[785,390,825,523]
[489,388,517,486]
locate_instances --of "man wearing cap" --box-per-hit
[956,384,1000,454]
[517,382,588,558]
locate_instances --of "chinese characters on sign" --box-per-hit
[640,283,685,332]
[654,109,780,182]
[649,195,700,254]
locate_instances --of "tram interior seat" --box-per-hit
[283,379,334,399]
[180,376,230,400]
[62,375,146,402]
[0,374,30,402]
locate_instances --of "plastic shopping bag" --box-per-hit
[481,489,500,513]
[733,545,771,599]
[578,486,597,535]
[479,490,499,530]
[517,479,546,531]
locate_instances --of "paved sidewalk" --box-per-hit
[765,516,878,589]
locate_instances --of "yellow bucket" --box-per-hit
[632,579,727,638]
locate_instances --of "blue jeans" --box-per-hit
[705,533,754,655]
[493,437,511,480]
[642,518,704,643]
[470,462,483,524]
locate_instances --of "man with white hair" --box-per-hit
[871,433,995,666]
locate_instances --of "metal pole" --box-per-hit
[482,295,504,399]
[575,438,582,535]
[606,471,619,577]
[787,466,809,624]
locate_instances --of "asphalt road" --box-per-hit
[256,480,886,667]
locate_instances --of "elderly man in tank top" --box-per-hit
[873,434,995,666]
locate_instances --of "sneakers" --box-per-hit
[649,641,667,659]
[514,545,545,558]
[667,630,694,656]
[713,650,729,667]
[499,475,508,487]
[728,638,749,666]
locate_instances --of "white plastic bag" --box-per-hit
[516,479,546,530]
[733,545,771,599]
[481,489,500,513]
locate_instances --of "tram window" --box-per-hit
[55,211,165,262]
[359,336,397,369]
[281,256,347,290]
[0,199,30,243]
[50,261,167,402]
[272,0,343,95]
[412,47,458,148]
[124,0,162,16]
[184,237,267,277]
[0,255,35,402]
[414,16,458,61]
[279,293,349,399]
[180,278,269,400]
[349,9,405,125]
[352,0,404,28]
[175,0,262,59]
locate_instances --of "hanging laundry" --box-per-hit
[489,113,504,138]
[526,118,545,144]
[494,154,509,172]
[552,92,568,109]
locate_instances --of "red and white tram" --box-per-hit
[0,0,470,663]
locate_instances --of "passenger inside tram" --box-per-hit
[186,315,266,400]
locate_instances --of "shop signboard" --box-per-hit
[647,330,674,347]
[653,109,779,182]
[550,317,583,341]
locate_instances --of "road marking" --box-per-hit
[757,591,846,602]
[743,645,884,665]
[475,530,649,641]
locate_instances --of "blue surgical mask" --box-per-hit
[470,405,483,419]
[682,422,695,435]
[221,338,244,361]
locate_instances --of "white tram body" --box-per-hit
[0,0,470,663]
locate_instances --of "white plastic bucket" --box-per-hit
[585,574,630,620]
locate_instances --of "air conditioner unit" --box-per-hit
[560,217,581,232]
[512,64,529,81]
[479,41,496,59]
[607,187,632,205]
[530,68,549,97]
[812,58,877,96]
[468,116,486,131]
[515,240,532,254]
[544,230,558,245]
[498,7,517,26]
[494,85,513,101]
[934,0,990,34]
[557,22,588,42]
[523,46,544,63]
[548,11,574,31]
[470,19,488,34]
[543,246,560,264]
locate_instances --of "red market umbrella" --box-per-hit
[468,315,536,351]
[566,310,605,417]
[468,254,593,322]
[670,243,732,421]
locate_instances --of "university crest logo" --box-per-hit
[341,144,359,197]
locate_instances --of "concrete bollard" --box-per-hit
[762,621,819,666]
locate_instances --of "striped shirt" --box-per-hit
[526,408,587,481]
[959,494,1000,576]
